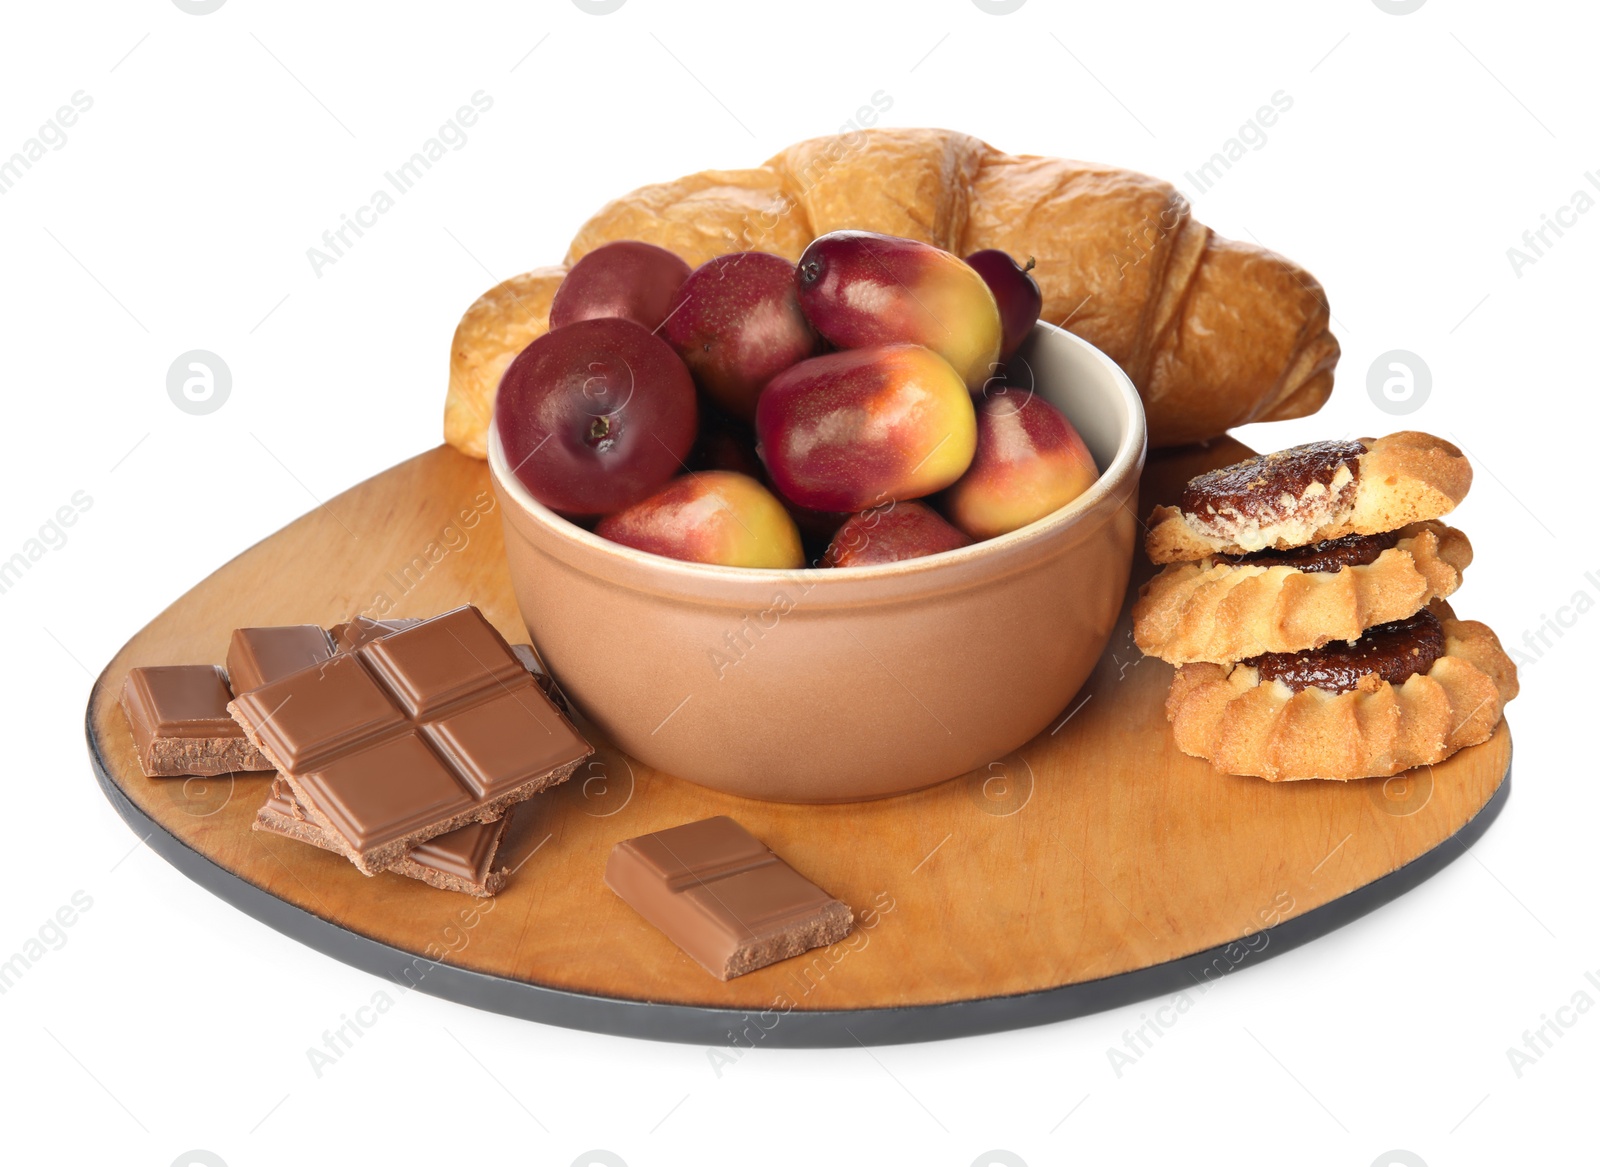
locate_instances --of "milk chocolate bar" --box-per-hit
[121,665,272,777]
[330,616,423,653]
[230,605,591,874]
[256,779,512,896]
[227,624,336,695]
[605,816,853,980]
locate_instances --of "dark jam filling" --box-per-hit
[1180,439,1367,525]
[1228,530,1400,574]
[1247,609,1445,694]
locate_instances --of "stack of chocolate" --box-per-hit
[120,606,591,896]
[1132,432,1519,781]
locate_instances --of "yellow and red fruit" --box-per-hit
[944,393,1098,539]
[755,344,977,514]
[596,471,803,568]
[795,231,1002,391]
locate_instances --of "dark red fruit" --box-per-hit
[494,317,697,516]
[964,249,1042,361]
[549,240,692,333]
[823,501,972,567]
[663,252,817,420]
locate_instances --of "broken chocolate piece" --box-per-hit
[255,778,512,896]
[605,816,853,980]
[1181,439,1365,534]
[1247,609,1446,693]
[1230,530,1400,574]
[226,624,336,695]
[229,605,591,874]
[121,665,273,777]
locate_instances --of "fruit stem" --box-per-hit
[1023,256,1036,274]
[587,415,611,444]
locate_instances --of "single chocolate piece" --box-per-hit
[1248,609,1446,694]
[1230,530,1401,574]
[605,816,853,980]
[1181,439,1366,530]
[229,605,590,874]
[226,624,336,695]
[255,779,512,896]
[121,665,273,777]
[329,616,424,653]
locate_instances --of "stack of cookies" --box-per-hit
[1133,432,1518,781]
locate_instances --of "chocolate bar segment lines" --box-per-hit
[606,817,853,980]
[230,605,590,874]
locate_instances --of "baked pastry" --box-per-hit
[1135,521,1472,664]
[445,266,566,460]
[1145,432,1472,563]
[1165,604,1517,781]
[443,127,1340,458]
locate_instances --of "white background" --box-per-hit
[0,1,1591,1164]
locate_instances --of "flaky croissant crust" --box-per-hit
[444,128,1340,458]
[1134,522,1473,664]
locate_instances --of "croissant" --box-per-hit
[444,128,1339,458]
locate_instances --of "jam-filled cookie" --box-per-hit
[1164,604,1517,781]
[1145,432,1472,563]
[1134,521,1472,664]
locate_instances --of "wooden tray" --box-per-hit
[85,439,1511,1046]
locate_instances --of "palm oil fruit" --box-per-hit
[663,252,818,420]
[944,392,1098,539]
[595,471,804,569]
[549,240,692,333]
[823,501,972,567]
[755,344,977,513]
[495,317,697,516]
[794,231,1002,391]
[964,249,1042,361]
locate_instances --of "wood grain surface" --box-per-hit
[87,440,1510,1012]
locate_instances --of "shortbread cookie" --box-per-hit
[1146,433,1472,563]
[1135,522,1472,663]
[1165,605,1517,781]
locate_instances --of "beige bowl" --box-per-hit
[490,322,1146,802]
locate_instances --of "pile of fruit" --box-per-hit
[493,231,1100,570]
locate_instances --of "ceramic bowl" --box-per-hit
[490,322,1146,802]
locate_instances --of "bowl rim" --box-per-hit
[488,321,1147,586]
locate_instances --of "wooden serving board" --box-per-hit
[86,439,1511,1046]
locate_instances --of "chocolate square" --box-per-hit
[606,817,854,980]
[226,625,336,695]
[424,680,580,799]
[121,665,272,777]
[296,732,476,853]
[232,652,404,771]
[359,606,525,718]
